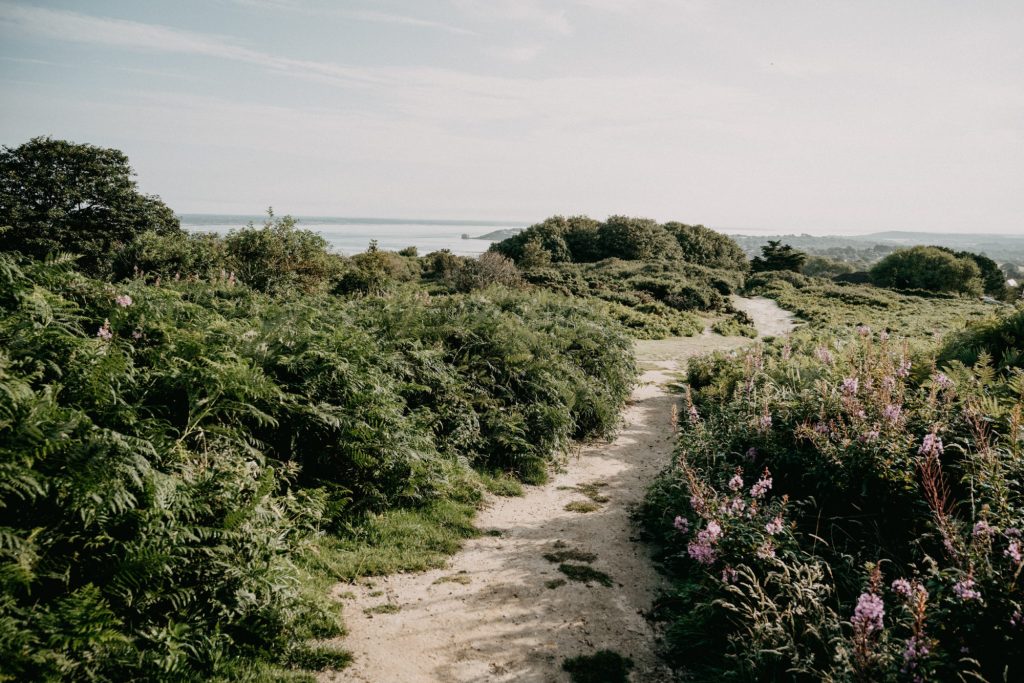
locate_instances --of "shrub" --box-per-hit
[225,212,341,294]
[870,246,983,296]
[112,229,229,282]
[597,215,682,261]
[663,222,748,271]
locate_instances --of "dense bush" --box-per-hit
[870,246,984,296]
[643,296,1024,680]
[0,248,636,680]
[0,137,180,275]
[663,222,749,271]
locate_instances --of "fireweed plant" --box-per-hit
[644,282,1024,681]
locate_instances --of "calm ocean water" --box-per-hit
[179,214,528,256]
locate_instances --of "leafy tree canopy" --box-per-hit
[0,136,180,273]
[750,240,807,273]
[869,245,983,296]
[662,222,748,271]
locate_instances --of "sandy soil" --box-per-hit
[320,297,796,683]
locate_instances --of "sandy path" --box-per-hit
[321,297,796,683]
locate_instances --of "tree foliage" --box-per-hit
[750,240,807,273]
[0,137,179,273]
[869,245,983,296]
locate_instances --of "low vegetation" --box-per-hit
[644,275,1024,680]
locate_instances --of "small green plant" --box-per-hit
[543,549,598,563]
[362,603,401,616]
[558,564,613,587]
[433,573,472,585]
[561,650,634,683]
[479,471,525,497]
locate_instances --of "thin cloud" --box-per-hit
[229,0,476,35]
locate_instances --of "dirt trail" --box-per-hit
[322,296,796,683]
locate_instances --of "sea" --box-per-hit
[179,214,528,256]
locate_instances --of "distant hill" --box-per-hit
[733,231,1024,264]
[466,228,524,241]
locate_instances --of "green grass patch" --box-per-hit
[363,603,400,616]
[565,500,601,513]
[558,563,613,587]
[479,471,525,497]
[305,500,479,581]
[562,650,634,683]
[433,573,472,586]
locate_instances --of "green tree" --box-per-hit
[597,215,682,261]
[869,245,982,295]
[0,136,179,273]
[750,240,807,273]
[662,222,748,271]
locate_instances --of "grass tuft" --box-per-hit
[558,563,613,587]
[562,650,634,683]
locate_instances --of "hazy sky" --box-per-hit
[1,1,1022,233]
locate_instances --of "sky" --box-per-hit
[0,1,1022,234]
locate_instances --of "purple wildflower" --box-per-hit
[953,578,981,602]
[1006,540,1022,564]
[687,541,715,564]
[727,497,746,515]
[918,433,943,457]
[851,592,885,634]
[114,294,133,307]
[750,472,773,499]
[765,517,784,535]
[96,319,112,341]
[891,579,913,599]
[973,520,995,538]
[902,635,929,675]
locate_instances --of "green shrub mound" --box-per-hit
[0,250,635,680]
[643,308,1024,680]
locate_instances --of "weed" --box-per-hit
[562,650,634,683]
[565,500,601,513]
[543,549,598,564]
[558,564,613,587]
[362,603,400,616]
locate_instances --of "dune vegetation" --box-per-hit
[4,137,1024,681]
